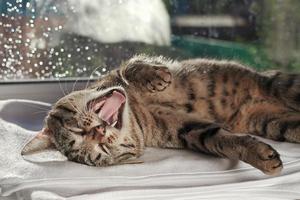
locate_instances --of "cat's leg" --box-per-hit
[178,122,283,175]
[119,58,172,92]
[261,71,300,112]
[241,109,300,143]
[226,98,300,143]
[147,106,282,175]
[243,71,300,142]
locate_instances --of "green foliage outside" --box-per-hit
[164,0,300,72]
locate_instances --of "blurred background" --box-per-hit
[0,0,300,81]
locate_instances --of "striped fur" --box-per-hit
[24,55,300,175]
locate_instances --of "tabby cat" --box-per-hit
[22,55,300,175]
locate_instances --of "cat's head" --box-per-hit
[22,81,144,166]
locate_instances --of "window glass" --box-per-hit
[1,0,299,81]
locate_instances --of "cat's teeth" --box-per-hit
[111,121,118,127]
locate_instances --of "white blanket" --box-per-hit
[1,99,300,200]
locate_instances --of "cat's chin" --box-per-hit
[88,89,126,130]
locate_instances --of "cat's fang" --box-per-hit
[111,121,117,127]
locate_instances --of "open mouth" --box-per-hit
[88,89,126,129]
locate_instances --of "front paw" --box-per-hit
[146,66,172,92]
[246,140,283,175]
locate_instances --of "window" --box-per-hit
[1,0,300,82]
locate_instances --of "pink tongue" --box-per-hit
[98,91,125,124]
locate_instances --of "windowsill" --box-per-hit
[0,78,97,103]
[0,77,97,84]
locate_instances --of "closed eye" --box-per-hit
[56,105,76,114]
[64,124,84,133]
[116,152,136,161]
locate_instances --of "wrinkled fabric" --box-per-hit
[0,99,300,200]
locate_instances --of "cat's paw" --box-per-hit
[146,66,172,92]
[247,142,283,175]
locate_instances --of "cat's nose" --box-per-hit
[85,125,106,142]
[95,125,106,136]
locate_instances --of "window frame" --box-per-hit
[0,79,96,103]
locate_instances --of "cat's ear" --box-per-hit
[21,128,56,155]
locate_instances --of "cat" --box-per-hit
[22,55,300,175]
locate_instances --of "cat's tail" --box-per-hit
[261,70,300,111]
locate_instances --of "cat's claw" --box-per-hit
[146,66,172,92]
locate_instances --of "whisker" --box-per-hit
[68,101,84,116]
[57,67,103,117]
[87,96,97,113]
[64,80,70,95]
[72,77,80,93]
[85,66,102,91]
[19,102,51,112]
[83,66,102,112]
[31,110,49,115]
[58,78,67,96]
